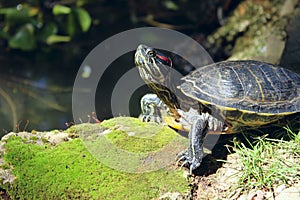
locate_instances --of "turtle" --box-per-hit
[135,44,300,173]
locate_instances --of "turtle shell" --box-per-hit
[178,60,300,127]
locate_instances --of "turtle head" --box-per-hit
[135,44,181,114]
[135,44,173,84]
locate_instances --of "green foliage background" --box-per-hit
[0,1,92,50]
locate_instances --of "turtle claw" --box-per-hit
[176,150,201,174]
[175,156,187,168]
[177,157,201,174]
[180,160,189,169]
[140,114,163,124]
[189,161,201,174]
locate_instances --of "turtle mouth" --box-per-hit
[135,44,148,67]
[137,44,150,53]
[134,54,147,66]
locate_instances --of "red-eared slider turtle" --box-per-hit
[135,44,300,173]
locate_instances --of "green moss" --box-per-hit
[66,122,102,135]
[101,117,180,153]
[51,130,60,134]
[2,117,190,199]
[78,117,188,173]
[64,125,79,134]
[29,136,38,141]
[101,116,144,128]
[41,137,49,143]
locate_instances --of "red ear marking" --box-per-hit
[156,54,172,66]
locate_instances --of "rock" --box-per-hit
[43,132,69,145]
[0,169,15,185]
[159,192,190,200]
[275,182,300,200]
[206,0,299,64]
[0,117,191,199]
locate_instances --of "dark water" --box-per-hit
[0,72,73,134]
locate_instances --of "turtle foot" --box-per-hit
[139,114,163,124]
[139,93,168,124]
[176,150,201,174]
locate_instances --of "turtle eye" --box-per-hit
[147,50,156,57]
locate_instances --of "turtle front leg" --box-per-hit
[177,109,209,174]
[139,93,169,124]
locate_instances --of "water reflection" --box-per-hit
[0,75,72,136]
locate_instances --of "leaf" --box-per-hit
[66,12,77,36]
[38,23,58,41]
[53,5,71,15]
[164,0,179,11]
[76,0,89,7]
[0,6,31,26]
[9,24,36,51]
[46,35,71,45]
[73,8,92,32]
[28,6,39,16]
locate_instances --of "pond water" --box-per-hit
[0,70,73,136]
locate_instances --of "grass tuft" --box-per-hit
[231,127,300,194]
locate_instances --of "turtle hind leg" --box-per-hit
[139,93,169,124]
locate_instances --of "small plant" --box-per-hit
[230,128,300,196]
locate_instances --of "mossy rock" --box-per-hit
[1,117,191,199]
